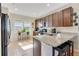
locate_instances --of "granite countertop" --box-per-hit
[33,33,77,47]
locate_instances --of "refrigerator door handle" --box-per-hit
[9,19,11,39]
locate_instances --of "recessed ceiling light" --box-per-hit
[14,8,18,11]
[46,3,50,7]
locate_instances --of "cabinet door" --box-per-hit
[35,20,37,29]
[40,18,43,27]
[58,11,63,26]
[52,13,59,27]
[48,15,53,27]
[42,17,45,27]
[35,20,38,28]
[45,16,49,27]
[37,20,39,28]
[63,7,73,26]
[43,17,46,27]
[41,42,52,56]
[52,11,63,27]
[33,39,41,56]
[36,19,42,28]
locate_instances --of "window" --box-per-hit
[14,20,32,31]
[24,22,32,28]
[14,20,24,31]
[14,21,23,27]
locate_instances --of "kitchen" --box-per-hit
[33,4,79,56]
[0,3,79,56]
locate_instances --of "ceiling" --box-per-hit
[2,3,69,18]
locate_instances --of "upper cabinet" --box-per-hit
[57,11,63,26]
[52,11,63,27]
[35,20,38,28]
[48,15,53,27]
[52,12,59,27]
[63,7,73,26]
[45,16,49,27]
[35,7,73,28]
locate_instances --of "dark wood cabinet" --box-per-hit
[52,7,73,27]
[35,7,73,27]
[43,17,46,27]
[57,11,63,26]
[35,20,38,28]
[63,7,73,26]
[52,12,59,27]
[52,11,63,27]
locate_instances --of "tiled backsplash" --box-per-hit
[56,26,78,33]
[41,26,78,33]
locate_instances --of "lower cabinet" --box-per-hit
[33,39,41,56]
[41,42,52,56]
[33,39,58,56]
[41,42,58,56]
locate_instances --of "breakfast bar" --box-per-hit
[33,33,77,56]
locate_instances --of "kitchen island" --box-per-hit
[33,33,77,56]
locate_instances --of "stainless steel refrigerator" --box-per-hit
[1,8,11,56]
